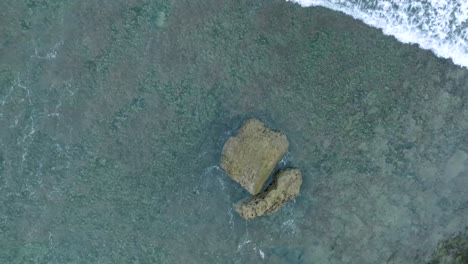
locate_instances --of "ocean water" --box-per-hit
[290,0,468,68]
[1,0,468,263]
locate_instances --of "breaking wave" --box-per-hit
[288,0,468,68]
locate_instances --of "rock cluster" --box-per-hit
[221,118,302,219]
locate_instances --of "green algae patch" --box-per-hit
[430,230,468,264]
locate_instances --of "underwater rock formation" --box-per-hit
[235,169,302,220]
[221,118,289,195]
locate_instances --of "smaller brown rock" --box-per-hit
[235,169,302,220]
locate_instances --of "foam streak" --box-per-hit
[288,0,468,68]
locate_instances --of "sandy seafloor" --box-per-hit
[1,0,468,263]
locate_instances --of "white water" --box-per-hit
[288,0,468,68]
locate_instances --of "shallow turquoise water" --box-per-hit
[1,0,468,263]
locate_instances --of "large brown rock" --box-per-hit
[235,169,302,220]
[221,119,289,195]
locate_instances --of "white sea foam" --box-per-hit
[288,0,468,68]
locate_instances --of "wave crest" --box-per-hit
[288,0,468,68]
